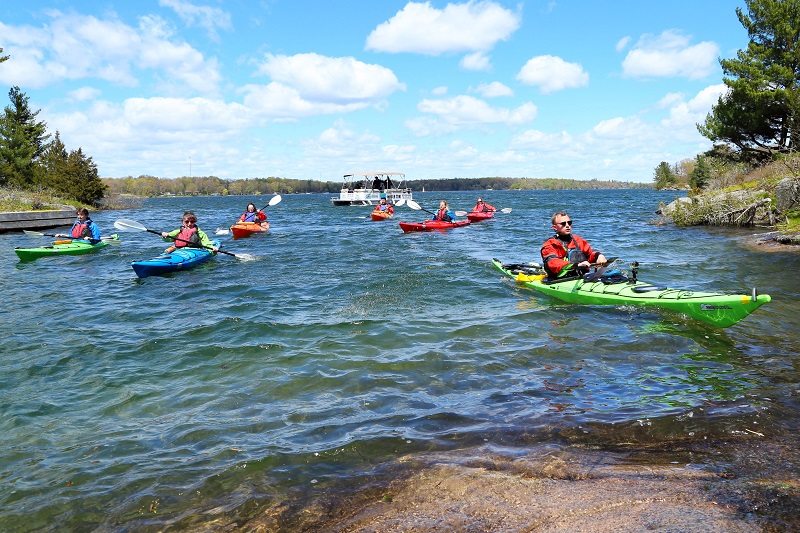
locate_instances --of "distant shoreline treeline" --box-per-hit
[102,175,652,197]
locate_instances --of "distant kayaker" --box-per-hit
[431,200,455,222]
[55,208,101,241]
[239,203,268,226]
[375,198,394,214]
[472,197,496,213]
[541,211,606,278]
[161,211,218,253]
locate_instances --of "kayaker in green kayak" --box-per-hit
[55,207,101,241]
[541,211,607,279]
[161,211,218,253]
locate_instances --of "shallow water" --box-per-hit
[1,189,798,530]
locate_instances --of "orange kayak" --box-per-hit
[230,221,269,239]
[370,210,393,221]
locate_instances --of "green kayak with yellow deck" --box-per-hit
[492,258,771,328]
[15,234,120,261]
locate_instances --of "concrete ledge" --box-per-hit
[0,210,75,233]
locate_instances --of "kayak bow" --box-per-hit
[492,258,771,328]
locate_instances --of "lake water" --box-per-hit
[1,189,798,530]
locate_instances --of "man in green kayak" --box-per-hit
[541,211,606,278]
[161,211,218,253]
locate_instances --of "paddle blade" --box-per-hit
[114,218,147,232]
[214,228,230,235]
[454,210,467,216]
[23,230,46,237]
[268,194,282,206]
[406,199,422,210]
[500,207,512,213]
[395,198,406,206]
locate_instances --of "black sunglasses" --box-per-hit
[557,220,573,227]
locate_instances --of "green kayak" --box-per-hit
[492,258,771,328]
[15,234,119,261]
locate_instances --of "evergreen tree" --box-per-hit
[699,0,800,161]
[653,161,677,189]
[0,86,50,187]
[64,148,107,205]
[689,156,712,190]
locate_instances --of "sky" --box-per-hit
[0,1,749,183]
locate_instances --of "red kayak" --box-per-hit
[399,220,471,233]
[370,210,393,221]
[230,221,270,239]
[466,211,495,222]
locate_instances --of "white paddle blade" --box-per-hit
[23,230,46,237]
[501,207,513,213]
[269,194,282,206]
[454,210,467,216]
[214,228,230,235]
[406,199,422,210]
[114,218,147,231]
[395,198,406,206]
[101,237,122,245]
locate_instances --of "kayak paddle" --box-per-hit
[258,194,282,211]
[22,230,121,245]
[113,218,239,257]
[405,199,438,216]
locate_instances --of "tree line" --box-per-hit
[0,68,107,205]
[102,174,650,197]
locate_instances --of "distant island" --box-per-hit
[101,175,651,198]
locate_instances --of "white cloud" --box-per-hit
[0,11,221,94]
[615,36,631,52]
[461,52,491,71]
[661,84,727,136]
[622,30,720,80]
[474,81,513,98]
[365,1,520,55]
[255,53,405,103]
[158,0,232,41]
[417,95,536,126]
[516,55,589,94]
[432,86,448,95]
[68,86,102,101]
[510,129,574,152]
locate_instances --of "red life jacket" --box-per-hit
[70,220,90,238]
[436,208,452,222]
[175,225,199,247]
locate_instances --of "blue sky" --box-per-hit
[0,1,748,183]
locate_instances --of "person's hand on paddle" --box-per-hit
[593,253,608,266]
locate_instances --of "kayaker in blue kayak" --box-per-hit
[239,203,268,225]
[161,211,218,253]
[431,200,455,222]
[541,211,606,278]
[55,208,101,241]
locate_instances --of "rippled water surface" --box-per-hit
[1,189,799,530]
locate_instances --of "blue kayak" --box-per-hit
[131,241,219,278]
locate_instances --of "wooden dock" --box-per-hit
[0,210,75,233]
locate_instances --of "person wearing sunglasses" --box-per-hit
[160,211,218,253]
[541,211,606,278]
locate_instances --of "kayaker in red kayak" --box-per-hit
[161,211,218,253]
[431,200,455,222]
[239,203,268,226]
[375,197,394,214]
[541,211,606,278]
[55,208,102,241]
[472,197,496,213]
